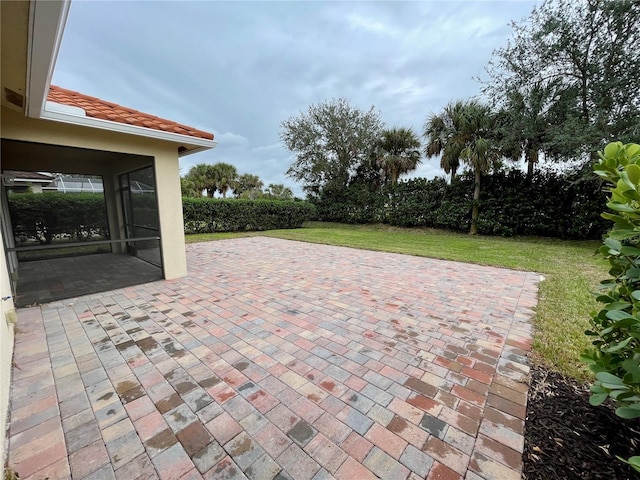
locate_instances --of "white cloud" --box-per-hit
[54,0,540,199]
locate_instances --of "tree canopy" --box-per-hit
[234,173,264,199]
[183,162,238,198]
[281,98,383,196]
[213,162,238,198]
[484,0,640,164]
[376,127,422,185]
[424,100,499,234]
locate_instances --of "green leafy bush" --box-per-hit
[182,198,316,234]
[314,170,608,239]
[583,142,640,423]
[8,192,109,244]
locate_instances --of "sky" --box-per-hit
[52,0,539,197]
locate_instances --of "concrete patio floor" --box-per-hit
[7,237,539,480]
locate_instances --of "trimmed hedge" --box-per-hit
[8,193,109,244]
[182,198,316,234]
[314,170,609,239]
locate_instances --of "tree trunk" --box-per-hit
[392,168,399,185]
[470,169,481,235]
[526,148,538,178]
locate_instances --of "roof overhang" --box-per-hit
[42,101,217,156]
[26,0,70,118]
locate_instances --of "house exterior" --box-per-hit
[1,170,54,194]
[0,0,216,463]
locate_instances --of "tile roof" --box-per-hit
[47,85,214,140]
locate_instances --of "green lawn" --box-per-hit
[186,222,608,380]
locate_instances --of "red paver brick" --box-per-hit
[483,406,524,435]
[387,415,429,449]
[478,420,525,452]
[438,406,479,437]
[405,377,438,397]
[277,443,320,480]
[407,394,442,415]
[489,382,527,405]
[204,412,242,445]
[469,451,521,480]
[135,411,168,442]
[151,442,195,480]
[473,434,522,470]
[451,385,485,406]
[423,437,470,475]
[68,439,110,478]
[10,436,66,479]
[388,398,425,425]
[344,375,367,391]
[21,457,70,480]
[456,401,482,422]
[177,422,213,456]
[125,395,157,421]
[340,432,373,462]
[254,422,292,458]
[461,367,492,384]
[304,433,348,473]
[427,461,463,480]
[313,412,352,444]
[207,382,237,404]
[364,423,407,460]
[335,456,378,480]
[486,393,526,419]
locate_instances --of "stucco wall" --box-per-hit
[0,226,16,466]
[1,106,188,278]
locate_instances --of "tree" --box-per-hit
[180,176,199,197]
[484,0,640,163]
[424,101,466,182]
[423,100,499,235]
[494,82,557,177]
[376,127,422,185]
[211,162,238,199]
[234,173,264,199]
[265,184,293,200]
[184,163,216,197]
[281,98,383,196]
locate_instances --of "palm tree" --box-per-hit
[235,173,264,199]
[180,176,199,197]
[376,127,422,185]
[211,162,238,199]
[424,100,499,235]
[185,163,216,197]
[496,82,552,177]
[424,102,468,182]
[266,184,293,200]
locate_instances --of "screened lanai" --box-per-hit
[1,140,164,307]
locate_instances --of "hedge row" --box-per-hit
[182,198,316,234]
[314,170,609,239]
[8,193,109,244]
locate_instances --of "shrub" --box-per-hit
[7,192,109,244]
[182,198,316,234]
[582,141,640,472]
[314,169,608,239]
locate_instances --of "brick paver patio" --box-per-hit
[7,237,539,480]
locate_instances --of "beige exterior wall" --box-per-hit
[0,226,16,465]
[1,106,188,278]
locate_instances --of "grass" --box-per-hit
[186,222,608,380]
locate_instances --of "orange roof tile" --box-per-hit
[47,85,214,141]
